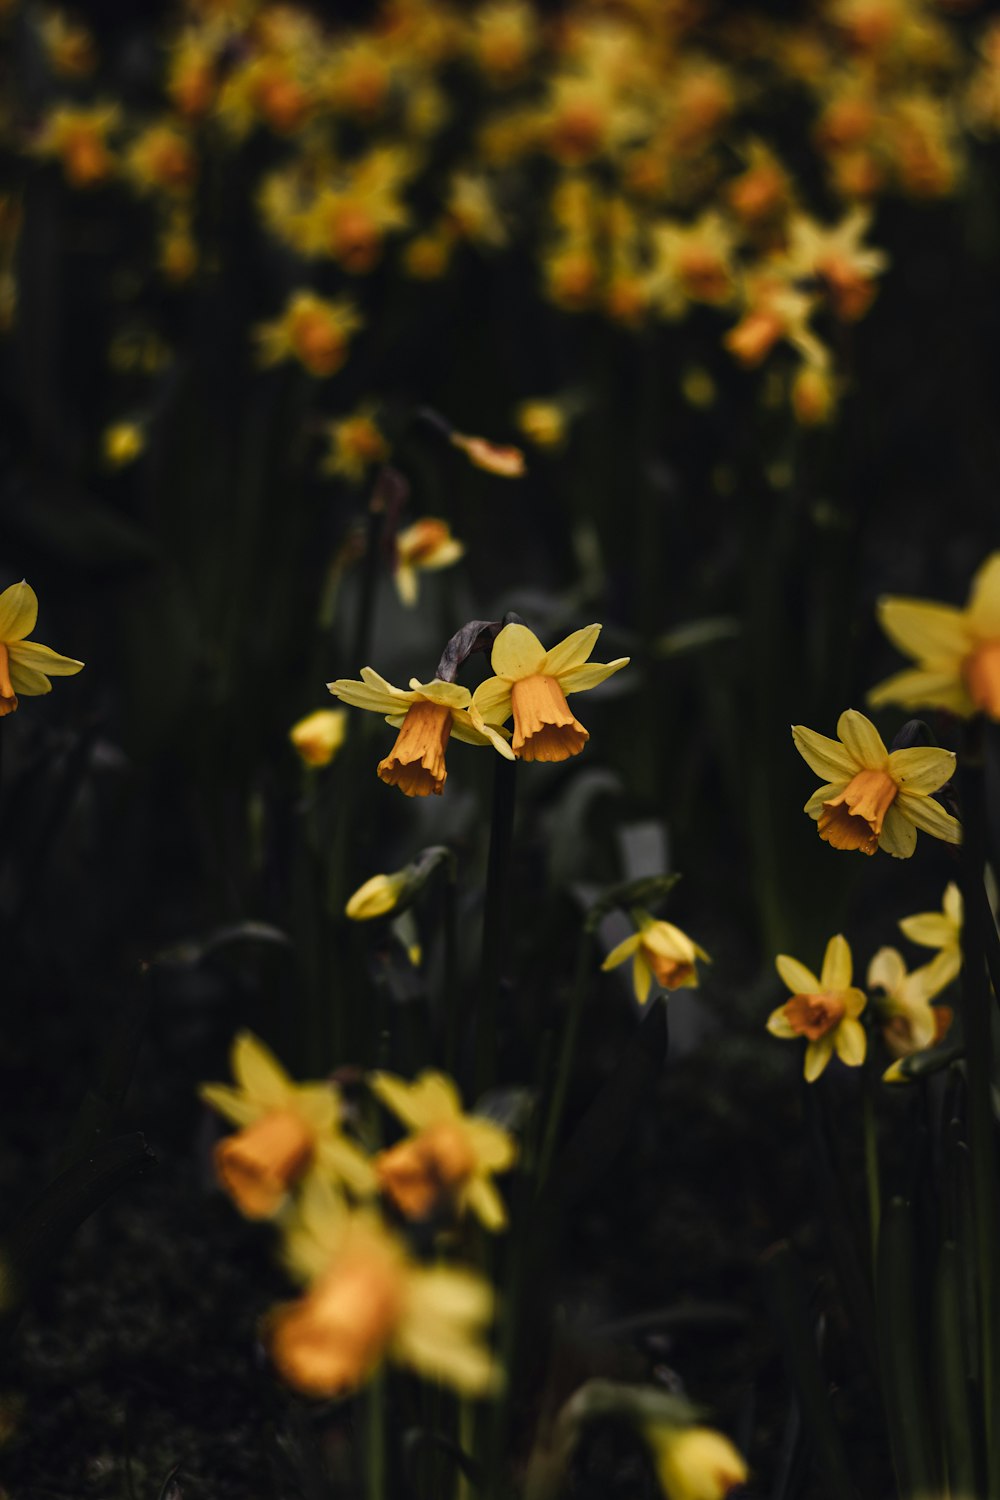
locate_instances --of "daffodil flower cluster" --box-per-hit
[199,1034,517,1399]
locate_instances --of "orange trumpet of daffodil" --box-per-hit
[792,709,959,857]
[0,581,84,716]
[471,622,629,763]
[767,934,867,1082]
[601,911,710,1005]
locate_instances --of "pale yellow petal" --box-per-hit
[418,540,464,572]
[540,623,601,676]
[899,913,955,948]
[199,1082,262,1127]
[557,657,630,694]
[877,802,918,858]
[315,1137,377,1196]
[868,666,970,715]
[463,1174,508,1231]
[868,945,906,995]
[895,791,962,845]
[7,640,84,676]
[775,953,820,994]
[411,679,472,709]
[462,1118,517,1172]
[967,553,1000,637]
[836,709,887,770]
[944,882,963,925]
[886,746,956,796]
[640,920,696,962]
[471,676,514,725]
[395,563,418,607]
[834,1017,866,1066]
[633,952,653,1005]
[766,1005,797,1037]
[804,1034,836,1082]
[820,933,852,991]
[411,1071,463,1122]
[791,724,857,781]
[369,1071,429,1131]
[490,622,547,681]
[7,662,52,696]
[601,932,643,971]
[843,987,867,1018]
[804,781,849,818]
[0,581,38,642]
[876,595,970,662]
[231,1032,293,1106]
[328,675,409,715]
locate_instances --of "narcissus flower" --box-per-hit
[34,103,118,188]
[199,1032,373,1219]
[370,1070,515,1230]
[345,870,408,920]
[450,431,526,477]
[602,912,710,1006]
[102,422,145,467]
[867,946,953,1065]
[328,670,512,796]
[792,709,959,857]
[471,623,629,764]
[767,934,867,1082]
[515,399,567,449]
[320,405,388,482]
[290,708,347,769]
[394,519,464,606]
[898,881,962,988]
[273,1186,498,1397]
[644,1423,749,1500]
[0,581,83,716]
[869,553,1000,719]
[255,291,362,378]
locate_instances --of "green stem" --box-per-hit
[475,757,517,1097]
[535,929,591,1194]
[863,1060,881,1274]
[366,1369,387,1500]
[443,858,460,1076]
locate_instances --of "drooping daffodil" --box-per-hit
[792,708,959,857]
[393,518,464,607]
[601,911,710,1005]
[867,945,953,1071]
[328,668,512,796]
[471,622,629,763]
[767,934,867,1082]
[0,580,84,716]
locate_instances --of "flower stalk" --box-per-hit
[476,754,517,1096]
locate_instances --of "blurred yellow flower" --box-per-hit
[785,206,888,321]
[644,1423,748,1500]
[328,669,512,796]
[471,622,629,763]
[394,518,464,606]
[791,361,837,427]
[40,10,96,76]
[126,122,197,196]
[724,269,825,368]
[290,708,347,769]
[371,1070,516,1229]
[602,912,710,1006]
[515,399,567,448]
[869,553,1000,719]
[35,104,118,188]
[0,581,83,717]
[199,1032,373,1219]
[273,1186,498,1397]
[792,708,959,857]
[898,880,962,988]
[450,431,526,476]
[321,405,388,482]
[469,0,538,85]
[867,945,953,1065]
[103,422,145,467]
[255,291,362,378]
[345,870,408,921]
[767,934,867,1082]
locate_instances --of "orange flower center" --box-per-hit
[551,102,606,162]
[270,1247,403,1396]
[376,1121,477,1220]
[65,128,112,187]
[724,310,784,367]
[642,946,694,990]
[963,639,1000,719]
[377,699,452,796]
[0,643,17,716]
[818,256,874,322]
[214,1108,315,1218]
[784,992,845,1040]
[292,312,346,377]
[330,204,380,272]
[399,519,451,566]
[510,674,589,763]
[677,247,730,302]
[818,768,897,855]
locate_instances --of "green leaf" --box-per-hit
[877,1197,941,1497]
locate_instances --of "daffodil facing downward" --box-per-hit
[792,709,959,857]
[0,581,83,716]
[328,669,512,796]
[199,1032,373,1219]
[867,946,953,1070]
[870,553,1000,719]
[393,518,464,607]
[767,934,867,1082]
[601,911,710,1006]
[370,1070,516,1231]
[471,623,629,764]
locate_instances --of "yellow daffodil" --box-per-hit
[125,122,197,197]
[40,11,97,77]
[199,1032,373,1219]
[320,405,388,482]
[867,945,953,1066]
[345,870,408,920]
[791,361,837,427]
[0,581,83,716]
[289,708,347,769]
[724,269,825,369]
[869,552,1000,719]
[255,291,362,378]
[471,622,629,764]
[792,708,959,857]
[103,422,145,467]
[784,207,888,321]
[370,1070,516,1230]
[34,103,118,188]
[601,912,710,1006]
[273,1184,498,1397]
[450,431,526,477]
[644,1423,749,1500]
[647,213,737,320]
[898,880,962,988]
[767,934,867,1082]
[515,399,567,449]
[394,519,464,606]
[328,669,512,797]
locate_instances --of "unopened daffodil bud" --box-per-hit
[345,871,409,921]
[290,708,347,769]
[103,422,145,467]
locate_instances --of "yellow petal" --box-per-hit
[791,724,857,781]
[462,1118,517,1172]
[231,1032,293,1107]
[804,781,848,817]
[836,709,887,770]
[600,932,643,971]
[886,746,956,795]
[868,666,970,715]
[895,791,962,845]
[411,1071,463,1121]
[557,657,630,694]
[7,662,52,696]
[490,622,547,681]
[899,913,955,948]
[775,953,820,994]
[867,945,906,994]
[641,920,696,962]
[410,679,472,709]
[944,881,963,924]
[876,595,969,662]
[540,624,601,676]
[0,581,38,642]
[395,562,418,607]
[877,802,918,858]
[7,640,84,676]
[883,1058,910,1084]
[464,1174,508,1231]
[804,1034,835,1082]
[328,674,410,715]
[633,952,653,1005]
[766,1005,797,1037]
[369,1071,429,1130]
[834,1017,866,1066]
[820,932,852,990]
[199,1083,262,1127]
[967,553,1000,638]
[471,676,514,725]
[843,987,867,1018]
